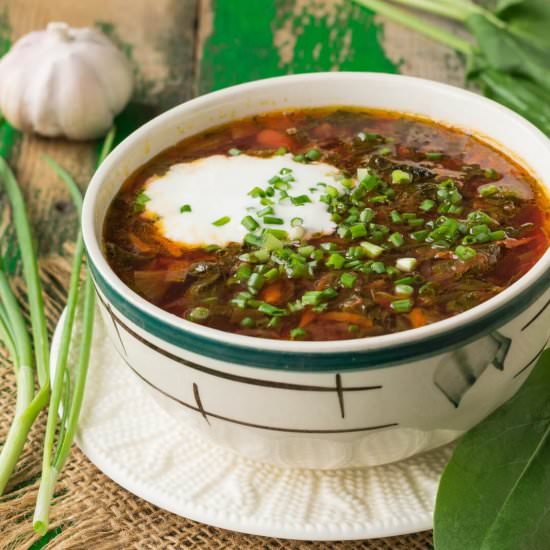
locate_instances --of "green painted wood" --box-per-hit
[198,0,398,94]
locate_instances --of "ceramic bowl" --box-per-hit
[82,73,550,469]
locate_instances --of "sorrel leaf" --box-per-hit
[465,14,550,93]
[434,350,550,550]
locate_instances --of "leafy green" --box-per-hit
[465,13,550,91]
[434,351,550,549]
[353,0,550,141]
[492,0,550,49]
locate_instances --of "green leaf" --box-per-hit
[466,13,550,93]
[475,68,550,137]
[434,350,550,550]
[481,0,550,50]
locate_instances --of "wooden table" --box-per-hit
[0,1,463,547]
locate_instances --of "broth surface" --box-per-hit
[103,108,549,340]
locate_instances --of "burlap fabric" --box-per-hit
[0,254,434,549]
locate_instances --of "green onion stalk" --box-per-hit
[33,127,115,535]
[0,155,50,495]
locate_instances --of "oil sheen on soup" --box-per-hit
[103,108,549,341]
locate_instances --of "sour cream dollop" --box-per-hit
[143,154,343,247]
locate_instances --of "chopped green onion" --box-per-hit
[455,245,477,261]
[258,205,274,217]
[293,154,305,162]
[180,204,192,213]
[241,215,259,231]
[264,228,288,240]
[412,229,430,242]
[478,184,499,197]
[290,327,307,340]
[396,257,417,272]
[264,267,279,282]
[262,232,284,251]
[188,307,210,322]
[340,272,357,288]
[388,232,404,248]
[390,210,402,223]
[360,208,375,223]
[350,223,368,239]
[360,241,384,259]
[263,215,284,225]
[291,195,312,206]
[378,146,392,156]
[212,216,231,226]
[248,272,266,292]
[305,148,321,161]
[275,147,288,155]
[133,190,151,212]
[291,217,304,227]
[326,253,346,269]
[370,261,386,274]
[258,303,287,316]
[490,230,506,241]
[391,169,411,184]
[240,317,255,328]
[419,199,435,212]
[235,264,252,281]
[249,186,264,198]
[395,284,414,297]
[391,299,413,313]
[228,148,241,156]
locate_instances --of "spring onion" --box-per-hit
[32,128,116,534]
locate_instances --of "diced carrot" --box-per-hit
[316,312,373,329]
[256,129,294,150]
[261,281,283,305]
[299,308,317,328]
[409,308,427,328]
[128,232,154,253]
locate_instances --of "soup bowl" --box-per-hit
[82,73,550,469]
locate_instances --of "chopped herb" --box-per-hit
[241,215,259,231]
[228,148,241,156]
[388,232,405,248]
[240,317,255,328]
[180,204,192,213]
[290,327,307,340]
[326,253,346,269]
[455,245,477,261]
[188,306,210,322]
[391,298,413,313]
[340,272,357,288]
[291,195,312,206]
[391,169,412,184]
[479,184,499,197]
[305,148,321,161]
[263,215,284,225]
[360,241,384,259]
[212,216,231,226]
[396,257,417,272]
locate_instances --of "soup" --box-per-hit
[103,108,549,341]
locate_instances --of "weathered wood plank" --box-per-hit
[0,0,197,267]
[196,0,398,94]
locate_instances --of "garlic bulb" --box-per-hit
[0,22,133,140]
